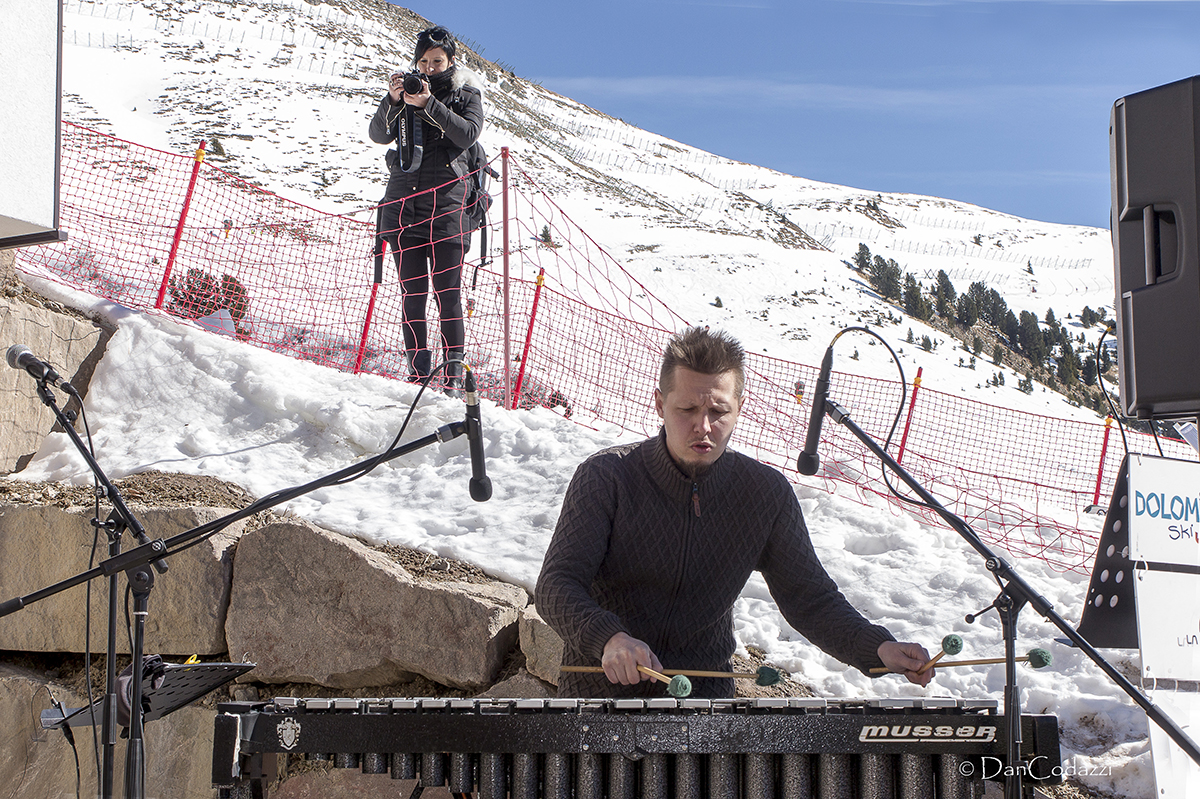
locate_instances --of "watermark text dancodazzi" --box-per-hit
[957,756,1114,780]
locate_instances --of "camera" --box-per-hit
[401,72,426,95]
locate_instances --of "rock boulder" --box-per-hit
[0,504,246,655]
[225,519,527,690]
[519,604,564,686]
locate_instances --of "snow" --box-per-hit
[5,0,1177,794]
[8,267,1153,798]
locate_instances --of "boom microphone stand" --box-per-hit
[808,392,1200,799]
[19,376,169,799]
[1,373,486,799]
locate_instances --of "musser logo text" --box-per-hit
[858,724,998,743]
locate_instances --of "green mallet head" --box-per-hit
[1027,648,1053,669]
[755,666,782,687]
[667,674,692,698]
[942,634,964,656]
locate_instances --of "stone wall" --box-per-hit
[0,259,113,473]
[0,266,570,798]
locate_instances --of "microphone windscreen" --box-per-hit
[6,344,30,370]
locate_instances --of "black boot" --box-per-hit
[407,349,431,383]
[443,350,464,397]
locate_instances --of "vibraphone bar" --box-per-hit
[212,696,1061,799]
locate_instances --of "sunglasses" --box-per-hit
[418,29,450,45]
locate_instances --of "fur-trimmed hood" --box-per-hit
[449,65,485,100]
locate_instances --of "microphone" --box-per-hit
[6,344,75,393]
[796,345,834,476]
[463,369,492,502]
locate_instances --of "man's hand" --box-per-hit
[602,632,663,685]
[878,641,935,687]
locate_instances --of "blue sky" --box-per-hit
[398,1,1200,228]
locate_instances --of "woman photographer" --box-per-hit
[369,26,484,393]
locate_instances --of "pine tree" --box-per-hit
[904,273,932,320]
[854,243,871,272]
[1003,310,1020,348]
[1057,340,1079,386]
[934,270,956,318]
[1082,354,1098,386]
[1018,311,1046,364]
[956,293,978,327]
[985,288,1008,327]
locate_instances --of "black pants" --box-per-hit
[392,235,467,359]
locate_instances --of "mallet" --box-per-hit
[918,634,964,675]
[869,633,962,675]
[562,665,780,688]
[559,662,782,686]
[560,665,692,697]
[660,666,782,687]
[931,648,1053,670]
[871,647,1052,674]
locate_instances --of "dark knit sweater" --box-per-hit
[535,430,895,698]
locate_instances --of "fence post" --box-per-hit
[1092,416,1115,507]
[155,140,207,309]
[511,268,546,410]
[501,146,512,410]
[895,366,923,464]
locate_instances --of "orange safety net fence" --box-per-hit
[16,123,1184,575]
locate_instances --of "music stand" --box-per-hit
[41,661,255,730]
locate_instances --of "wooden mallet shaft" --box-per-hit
[916,651,946,675]
[636,665,673,685]
[923,655,1035,668]
[560,664,671,684]
[561,666,771,681]
[871,652,1050,673]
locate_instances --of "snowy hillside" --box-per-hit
[59,0,1115,420]
[13,1,1172,797]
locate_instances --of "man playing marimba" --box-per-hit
[536,327,933,697]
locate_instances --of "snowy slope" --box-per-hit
[58,0,1114,417]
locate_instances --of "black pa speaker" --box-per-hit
[1110,76,1200,420]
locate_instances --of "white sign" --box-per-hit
[1134,569,1200,680]
[1127,455,1200,567]
[1147,691,1200,798]
[1127,455,1200,798]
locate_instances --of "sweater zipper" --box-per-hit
[663,482,698,657]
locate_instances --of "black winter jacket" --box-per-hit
[369,66,484,242]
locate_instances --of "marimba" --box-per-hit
[212,696,1061,799]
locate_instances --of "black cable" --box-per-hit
[1094,323,1166,458]
[825,326,933,509]
[45,685,82,799]
[161,360,468,560]
[124,583,133,655]
[77,399,104,788]
[1095,325,1130,458]
[327,361,453,487]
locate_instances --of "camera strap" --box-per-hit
[398,105,424,174]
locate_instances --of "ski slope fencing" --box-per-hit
[15,123,1186,574]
